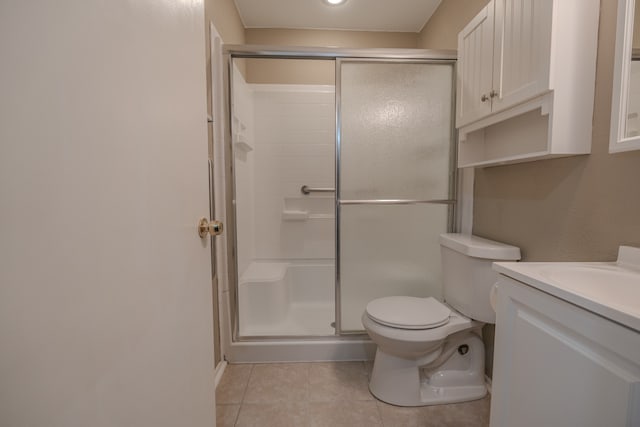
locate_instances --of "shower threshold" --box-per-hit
[231,301,376,364]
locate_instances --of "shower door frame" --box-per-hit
[223,45,458,343]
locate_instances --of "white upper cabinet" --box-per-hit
[457,4,494,126]
[456,0,600,167]
[490,0,553,114]
[457,0,552,127]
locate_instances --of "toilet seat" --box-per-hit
[365,296,451,330]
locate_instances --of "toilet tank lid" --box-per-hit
[439,233,521,260]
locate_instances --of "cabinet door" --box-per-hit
[491,0,553,112]
[456,3,495,127]
[491,278,640,427]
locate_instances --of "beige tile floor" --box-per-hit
[215,361,491,427]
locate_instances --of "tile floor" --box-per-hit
[215,361,491,427]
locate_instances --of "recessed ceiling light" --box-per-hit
[324,0,347,5]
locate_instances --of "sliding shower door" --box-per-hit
[337,60,455,333]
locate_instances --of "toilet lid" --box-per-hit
[365,296,451,330]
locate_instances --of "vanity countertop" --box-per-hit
[493,246,640,333]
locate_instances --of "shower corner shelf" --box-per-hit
[281,211,335,221]
[234,141,253,153]
[233,131,253,153]
[232,115,247,131]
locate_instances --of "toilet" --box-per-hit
[362,233,520,407]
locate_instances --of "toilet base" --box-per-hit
[368,332,487,406]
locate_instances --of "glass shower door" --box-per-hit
[337,60,455,333]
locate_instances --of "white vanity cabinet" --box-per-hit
[490,275,640,427]
[456,0,600,167]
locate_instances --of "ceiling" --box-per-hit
[233,0,442,33]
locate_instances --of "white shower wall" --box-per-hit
[251,84,336,261]
[232,65,255,274]
[233,76,336,265]
[232,79,337,337]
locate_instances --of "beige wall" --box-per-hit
[244,29,419,84]
[473,0,640,261]
[245,28,419,48]
[207,0,246,46]
[418,0,490,49]
[243,58,335,85]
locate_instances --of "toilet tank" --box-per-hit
[439,233,520,323]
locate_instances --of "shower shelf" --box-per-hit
[282,210,334,221]
[233,134,253,153]
[232,115,247,131]
[309,214,334,220]
[234,141,253,153]
[282,196,334,221]
[282,210,309,220]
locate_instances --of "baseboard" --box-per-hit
[214,360,228,389]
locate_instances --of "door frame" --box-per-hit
[209,22,231,379]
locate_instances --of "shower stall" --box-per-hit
[222,46,457,361]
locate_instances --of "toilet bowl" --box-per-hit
[362,234,521,407]
[363,297,486,406]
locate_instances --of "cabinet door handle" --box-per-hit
[490,90,499,98]
[481,94,490,102]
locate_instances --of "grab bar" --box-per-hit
[339,199,456,205]
[301,185,335,195]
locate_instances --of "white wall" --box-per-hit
[251,85,336,261]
